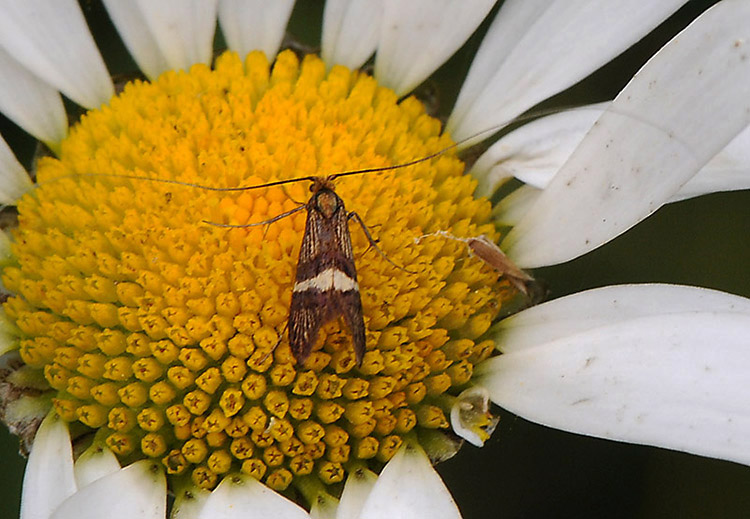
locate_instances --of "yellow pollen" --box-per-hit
[2,49,517,494]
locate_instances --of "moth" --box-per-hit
[221,151,459,367]
[286,176,367,366]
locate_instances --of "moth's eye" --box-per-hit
[309,184,315,192]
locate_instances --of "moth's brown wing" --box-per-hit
[335,289,365,365]
[288,289,329,365]
[289,288,364,366]
[289,190,364,365]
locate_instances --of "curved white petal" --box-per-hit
[336,467,377,519]
[322,0,382,70]
[51,461,166,519]
[471,104,607,198]
[482,110,750,205]
[0,136,33,204]
[374,0,496,96]
[0,0,113,109]
[479,307,750,466]
[671,123,750,202]
[492,185,541,227]
[495,284,750,353]
[0,48,67,145]
[128,0,219,73]
[101,0,170,80]
[73,444,120,489]
[20,413,76,519]
[218,0,294,61]
[310,494,338,519]
[478,110,749,205]
[172,485,211,519]
[359,442,461,519]
[505,1,750,268]
[198,474,309,519]
[479,110,747,215]
[447,0,687,143]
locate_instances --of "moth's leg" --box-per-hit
[259,322,288,364]
[348,211,415,274]
[281,184,305,206]
[202,203,306,229]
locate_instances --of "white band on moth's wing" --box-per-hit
[294,268,359,293]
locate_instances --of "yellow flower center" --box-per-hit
[2,50,515,494]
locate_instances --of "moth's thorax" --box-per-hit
[313,189,344,218]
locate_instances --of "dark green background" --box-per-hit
[2,1,748,518]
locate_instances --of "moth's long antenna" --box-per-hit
[35,105,590,193]
[328,123,509,181]
[36,173,319,193]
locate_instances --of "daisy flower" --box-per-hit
[0,1,748,518]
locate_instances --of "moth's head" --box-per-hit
[314,176,337,192]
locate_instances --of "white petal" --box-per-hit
[479,309,750,466]
[447,0,687,143]
[309,494,338,519]
[219,0,294,62]
[492,185,541,226]
[504,1,750,268]
[336,467,377,519]
[101,0,170,80]
[374,0,496,96]
[322,0,382,71]
[0,48,67,145]
[0,134,34,204]
[495,284,750,354]
[130,0,219,73]
[73,444,120,489]
[471,104,607,198]
[0,0,113,109]
[360,442,461,519]
[671,123,750,202]
[172,485,211,519]
[20,413,76,519]
[479,111,749,204]
[51,461,166,519]
[198,474,309,519]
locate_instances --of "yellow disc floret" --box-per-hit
[3,50,518,493]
